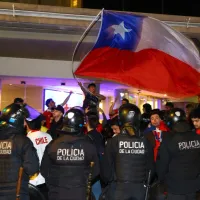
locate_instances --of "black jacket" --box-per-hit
[87,129,104,157]
[48,117,63,139]
[145,131,170,149]
[140,113,151,132]
[41,133,100,200]
[101,133,155,184]
[0,125,39,200]
[83,93,99,110]
[156,122,200,194]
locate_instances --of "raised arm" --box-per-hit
[109,97,118,115]
[98,107,108,127]
[95,93,106,100]
[60,91,73,107]
[78,82,88,95]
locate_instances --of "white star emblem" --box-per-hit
[111,21,132,40]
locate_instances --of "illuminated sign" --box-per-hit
[70,0,82,7]
[44,89,84,111]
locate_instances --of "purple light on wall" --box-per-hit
[157,99,162,109]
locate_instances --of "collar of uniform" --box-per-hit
[172,121,191,133]
[87,129,99,134]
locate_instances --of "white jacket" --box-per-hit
[27,130,52,186]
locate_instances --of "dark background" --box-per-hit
[1,0,200,17]
[83,0,200,17]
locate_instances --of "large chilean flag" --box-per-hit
[75,10,200,98]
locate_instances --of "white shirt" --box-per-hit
[27,130,52,186]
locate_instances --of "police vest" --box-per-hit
[0,134,21,193]
[87,133,104,159]
[115,135,148,183]
[167,132,200,180]
[48,139,89,188]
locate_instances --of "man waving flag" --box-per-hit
[75,10,200,98]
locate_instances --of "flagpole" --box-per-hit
[71,8,104,83]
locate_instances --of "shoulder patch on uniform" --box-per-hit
[118,140,145,154]
[178,140,200,150]
[0,140,12,155]
[56,148,85,161]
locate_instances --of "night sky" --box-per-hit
[83,0,200,17]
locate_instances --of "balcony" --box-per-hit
[0,0,82,8]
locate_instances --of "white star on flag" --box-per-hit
[111,21,132,40]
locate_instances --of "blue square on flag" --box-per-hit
[94,11,144,51]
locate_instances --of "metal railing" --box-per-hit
[0,7,200,29]
[0,0,82,8]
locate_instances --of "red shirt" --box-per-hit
[158,121,170,132]
[43,109,53,129]
[83,126,88,135]
[109,109,119,119]
[153,121,169,161]
[196,129,200,135]
[96,123,103,133]
[113,109,118,114]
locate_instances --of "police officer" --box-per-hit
[101,103,155,200]
[41,107,100,200]
[156,108,200,200]
[140,103,152,132]
[0,103,39,200]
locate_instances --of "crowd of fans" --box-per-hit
[29,83,198,144]
[7,82,200,200]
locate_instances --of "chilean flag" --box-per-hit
[75,10,200,98]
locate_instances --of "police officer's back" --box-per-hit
[0,103,39,200]
[101,103,154,200]
[156,108,200,200]
[41,107,100,200]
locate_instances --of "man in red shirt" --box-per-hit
[190,108,200,135]
[43,92,72,129]
[43,99,55,129]
[145,109,169,161]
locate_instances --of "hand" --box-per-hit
[50,117,53,123]
[114,96,119,103]
[98,107,103,113]
[110,101,115,106]
[78,82,82,87]
[85,107,90,114]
